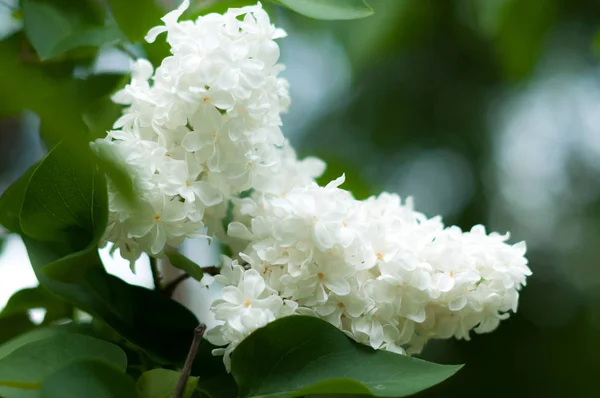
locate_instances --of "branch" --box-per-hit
[149,256,162,291]
[163,273,191,297]
[172,323,206,398]
[201,266,220,276]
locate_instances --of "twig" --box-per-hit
[163,273,191,297]
[201,266,220,276]
[172,323,206,398]
[150,256,162,291]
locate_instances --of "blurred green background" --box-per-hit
[2,0,600,396]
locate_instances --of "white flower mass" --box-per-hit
[93,0,292,262]
[208,177,531,369]
[94,1,532,371]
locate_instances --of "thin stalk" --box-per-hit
[150,256,161,291]
[163,273,191,297]
[172,324,206,398]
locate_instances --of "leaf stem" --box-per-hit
[150,256,161,291]
[172,323,206,398]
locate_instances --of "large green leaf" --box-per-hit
[40,360,137,398]
[0,328,66,361]
[0,323,119,363]
[22,0,124,61]
[137,369,197,398]
[274,0,373,20]
[0,287,71,325]
[230,316,461,398]
[19,140,106,250]
[0,140,198,364]
[196,374,239,398]
[185,0,257,17]
[23,239,200,364]
[0,334,126,397]
[0,167,35,234]
[69,73,129,140]
[51,26,124,56]
[22,0,71,60]
[0,315,36,348]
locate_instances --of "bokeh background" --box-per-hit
[2,0,600,396]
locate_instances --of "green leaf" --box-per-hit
[185,0,257,18]
[52,26,124,56]
[231,316,461,398]
[22,0,72,60]
[273,0,373,20]
[0,334,126,397]
[0,38,87,147]
[40,360,137,398]
[0,288,48,318]
[70,73,129,139]
[0,287,71,325]
[0,328,64,361]
[0,166,35,234]
[196,374,239,398]
[22,0,124,61]
[0,41,134,202]
[0,322,121,363]
[19,140,106,251]
[2,140,197,364]
[68,74,127,105]
[137,369,197,398]
[83,97,123,139]
[164,251,204,281]
[0,315,36,347]
[23,238,200,364]
[108,0,164,42]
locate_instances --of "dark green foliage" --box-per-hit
[275,0,373,20]
[40,360,138,398]
[231,316,461,398]
[137,369,198,398]
[0,334,127,396]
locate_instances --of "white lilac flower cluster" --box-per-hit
[95,1,531,371]
[206,175,531,369]
[92,0,293,263]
